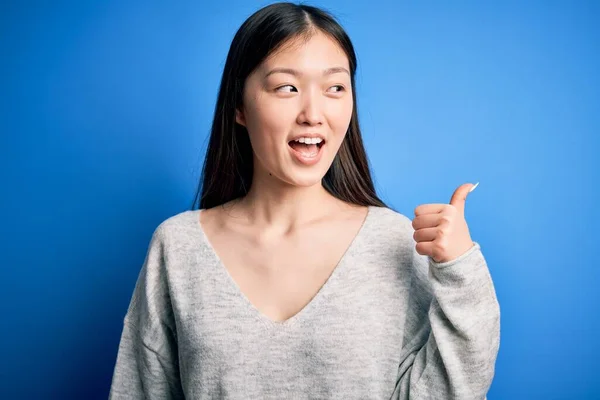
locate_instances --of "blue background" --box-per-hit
[2,1,598,398]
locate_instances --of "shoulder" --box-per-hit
[367,206,433,298]
[363,205,422,268]
[354,205,417,261]
[149,209,203,247]
[367,205,414,238]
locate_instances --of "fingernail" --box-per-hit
[469,182,479,192]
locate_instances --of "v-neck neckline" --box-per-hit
[193,205,374,331]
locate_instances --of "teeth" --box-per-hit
[294,137,323,144]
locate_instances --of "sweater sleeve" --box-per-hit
[108,225,185,400]
[391,241,501,400]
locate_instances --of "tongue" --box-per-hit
[289,141,318,156]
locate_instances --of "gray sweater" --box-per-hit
[109,205,500,399]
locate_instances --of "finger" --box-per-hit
[411,214,442,230]
[413,227,440,243]
[415,240,435,257]
[414,203,446,216]
[449,182,478,215]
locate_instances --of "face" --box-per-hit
[235,31,353,188]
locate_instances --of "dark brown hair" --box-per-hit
[191,2,387,210]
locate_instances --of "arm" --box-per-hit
[108,226,185,399]
[391,242,500,400]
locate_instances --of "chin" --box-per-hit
[286,175,324,188]
[281,168,328,188]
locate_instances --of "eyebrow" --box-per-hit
[264,66,350,79]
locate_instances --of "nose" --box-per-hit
[296,87,324,126]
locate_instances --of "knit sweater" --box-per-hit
[109,205,500,399]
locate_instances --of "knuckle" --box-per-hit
[434,242,445,253]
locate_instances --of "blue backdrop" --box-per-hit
[2,1,598,398]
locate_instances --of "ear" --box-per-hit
[235,108,246,127]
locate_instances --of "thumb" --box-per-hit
[449,182,479,215]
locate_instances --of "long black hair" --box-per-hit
[191,2,387,210]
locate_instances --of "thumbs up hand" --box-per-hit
[412,182,479,264]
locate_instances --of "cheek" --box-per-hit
[330,100,353,136]
[246,102,293,143]
[243,107,286,158]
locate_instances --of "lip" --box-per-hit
[288,139,325,166]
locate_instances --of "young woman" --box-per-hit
[109,2,500,399]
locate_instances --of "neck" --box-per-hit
[233,170,341,232]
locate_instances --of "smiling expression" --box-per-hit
[235,30,354,187]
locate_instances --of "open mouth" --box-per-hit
[287,138,326,164]
[287,139,325,152]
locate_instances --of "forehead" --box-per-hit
[260,31,350,74]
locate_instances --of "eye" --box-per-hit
[328,85,346,93]
[275,85,297,93]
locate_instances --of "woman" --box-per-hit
[109,2,500,399]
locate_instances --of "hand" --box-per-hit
[412,182,479,264]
